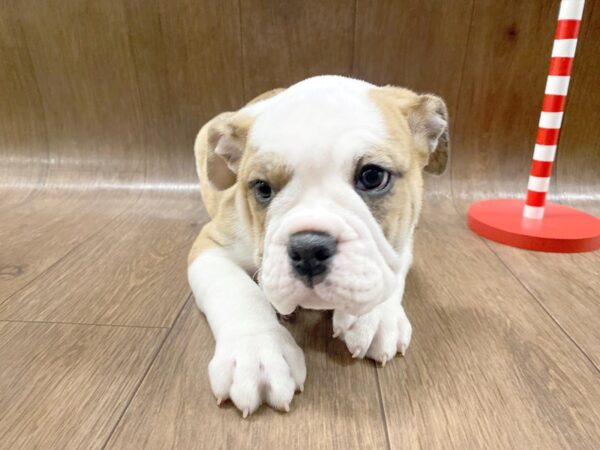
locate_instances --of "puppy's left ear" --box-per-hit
[407,94,450,175]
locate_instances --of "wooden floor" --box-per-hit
[1,182,599,449]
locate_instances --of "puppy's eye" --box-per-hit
[250,180,273,204]
[355,164,392,193]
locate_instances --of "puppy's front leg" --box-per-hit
[332,279,412,365]
[188,244,306,417]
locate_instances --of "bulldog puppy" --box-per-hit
[188,75,449,417]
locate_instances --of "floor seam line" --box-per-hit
[449,0,477,207]
[0,318,170,330]
[0,189,145,310]
[445,194,600,375]
[100,293,193,449]
[374,367,392,450]
[481,238,600,375]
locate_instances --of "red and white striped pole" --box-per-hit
[523,0,585,220]
[467,0,600,253]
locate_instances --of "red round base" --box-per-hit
[467,199,600,253]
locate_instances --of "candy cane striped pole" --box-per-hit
[523,0,585,220]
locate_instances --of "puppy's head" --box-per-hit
[206,76,449,316]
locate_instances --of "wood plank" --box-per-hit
[240,0,355,100]
[489,242,600,369]
[0,320,165,449]
[451,0,562,210]
[0,10,47,206]
[106,299,387,449]
[122,0,245,183]
[354,0,472,118]
[556,0,600,214]
[157,0,244,158]
[379,201,600,449]
[121,0,182,181]
[0,174,141,304]
[15,0,145,172]
[0,192,202,327]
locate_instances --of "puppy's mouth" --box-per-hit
[261,237,396,317]
[259,203,402,316]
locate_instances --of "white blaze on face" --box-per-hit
[248,76,405,316]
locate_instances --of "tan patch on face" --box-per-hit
[187,188,239,264]
[369,87,430,168]
[237,150,293,264]
[358,145,410,176]
[367,88,426,248]
[189,87,290,267]
[201,88,287,195]
[242,150,293,192]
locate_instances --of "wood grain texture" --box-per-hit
[151,0,244,182]
[3,0,245,186]
[354,0,473,121]
[379,201,600,449]
[0,192,202,327]
[1,1,600,448]
[0,8,48,205]
[0,176,141,305]
[106,299,388,450]
[14,0,145,172]
[0,320,165,449]
[451,0,561,210]
[241,0,355,100]
[556,0,600,214]
[489,241,600,369]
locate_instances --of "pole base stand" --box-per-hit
[467,199,600,253]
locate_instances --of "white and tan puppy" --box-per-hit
[188,75,449,417]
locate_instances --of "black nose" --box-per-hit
[287,231,337,287]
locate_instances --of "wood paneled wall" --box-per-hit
[1,0,598,208]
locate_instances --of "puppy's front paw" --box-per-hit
[208,327,306,417]
[333,301,412,365]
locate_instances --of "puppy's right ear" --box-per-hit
[204,88,284,190]
[205,112,252,190]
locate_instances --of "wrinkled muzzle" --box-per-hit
[260,200,403,316]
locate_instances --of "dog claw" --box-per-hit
[332,328,341,338]
[380,354,388,367]
[352,348,361,358]
[399,344,408,356]
[242,409,249,419]
[298,384,304,393]
[216,397,222,406]
[284,403,290,413]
